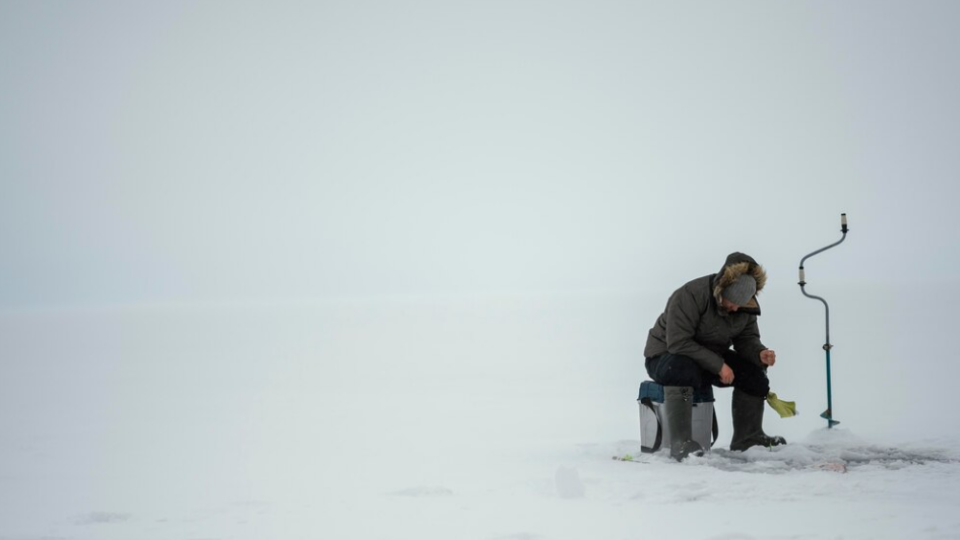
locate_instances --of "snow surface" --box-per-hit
[4,1,960,538]
[2,293,959,540]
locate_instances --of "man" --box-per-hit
[644,252,786,461]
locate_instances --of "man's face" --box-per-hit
[720,297,741,313]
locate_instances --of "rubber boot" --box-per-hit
[730,388,787,451]
[663,386,704,461]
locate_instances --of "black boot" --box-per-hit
[730,388,786,451]
[663,386,704,461]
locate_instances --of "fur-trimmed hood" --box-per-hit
[713,252,766,315]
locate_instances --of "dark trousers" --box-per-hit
[645,350,770,398]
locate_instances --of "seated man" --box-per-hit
[644,252,786,461]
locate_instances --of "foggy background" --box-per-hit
[4,1,958,308]
[2,1,959,538]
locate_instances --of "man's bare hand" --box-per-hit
[760,349,777,367]
[719,363,735,385]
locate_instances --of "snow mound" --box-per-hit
[554,466,585,498]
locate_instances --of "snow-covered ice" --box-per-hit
[4,1,960,538]
[2,292,958,540]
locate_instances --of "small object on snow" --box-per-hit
[766,392,797,418]
[814,462,848,473]
[613,455,649,464]
[554,466,585,498]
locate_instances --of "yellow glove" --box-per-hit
[766,392,797,418]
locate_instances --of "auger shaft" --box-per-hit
[798,213,848,428]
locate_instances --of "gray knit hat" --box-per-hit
[722,274,757,306]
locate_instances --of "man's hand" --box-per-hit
[760,349,777,367]
[719,363,735,385]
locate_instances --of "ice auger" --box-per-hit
[798,213,849,428]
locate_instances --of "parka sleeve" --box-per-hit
[664,288,725,374]
[732,316,766,367]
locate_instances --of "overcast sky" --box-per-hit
[2,1,958,308]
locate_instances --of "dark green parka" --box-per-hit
[643,252,768,374]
